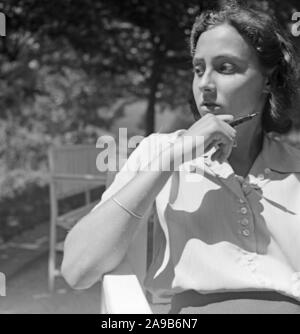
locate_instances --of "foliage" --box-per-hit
[0,0,300,239]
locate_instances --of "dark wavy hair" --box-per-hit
[189,5,300,133]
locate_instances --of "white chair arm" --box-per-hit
[100,258,153,314]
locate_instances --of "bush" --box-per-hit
[0,170,50,241]
[0,169,105,242]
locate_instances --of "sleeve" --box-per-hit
[91,134,153,212]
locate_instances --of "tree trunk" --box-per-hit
[145,49,162,136]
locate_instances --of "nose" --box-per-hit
[197,70,216,95]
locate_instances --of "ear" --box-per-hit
[262,67,276,94]
[262,76,271,94]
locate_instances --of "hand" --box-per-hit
[173,113,236,165]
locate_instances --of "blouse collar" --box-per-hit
[187,131,300,178]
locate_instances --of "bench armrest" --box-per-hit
[100,258,153,314]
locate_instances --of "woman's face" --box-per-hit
[193,23,268,119]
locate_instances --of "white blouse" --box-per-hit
[92,130,300,302]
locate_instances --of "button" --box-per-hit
[242,229,250,237]
[238,198,245,204]
[264,168,271,174]
[240,218,249,226]
[240,207,248,214]
[242,183,248,189]
[257,174,264,181]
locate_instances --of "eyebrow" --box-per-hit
[193,54,244,66]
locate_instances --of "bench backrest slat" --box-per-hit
[49,145,106,199]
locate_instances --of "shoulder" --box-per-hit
[142,129,186,146]
[136,129,186,154]
[93,129,187,207]
[133,129,186,169]
[263,131,300,174]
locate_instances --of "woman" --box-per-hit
[62,5,300,313]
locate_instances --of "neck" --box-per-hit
[228,120,264,178]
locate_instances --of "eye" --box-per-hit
[218,62,236,74]
[193,65,205,77]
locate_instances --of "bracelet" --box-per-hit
[112,197,144,219]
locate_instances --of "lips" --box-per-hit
[200,103,221,112]
[201,102,220,107]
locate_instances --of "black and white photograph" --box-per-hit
[1,0,300,315]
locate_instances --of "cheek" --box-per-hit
[192,78,202,111]
[221,74,264,113]
[192,77,198,100]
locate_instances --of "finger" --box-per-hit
[205,143,215,152]
[205,140,218,153]
[205,136,224,153]
[220,139,234,162]
[210,133,232,161]
[215,115,237,137]
[211,148,222,162]
[220,124,237,142]
[215,114,234,123]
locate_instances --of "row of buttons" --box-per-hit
[238,204,250,237]
[238,179,252,237]
[237,169,271,237]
